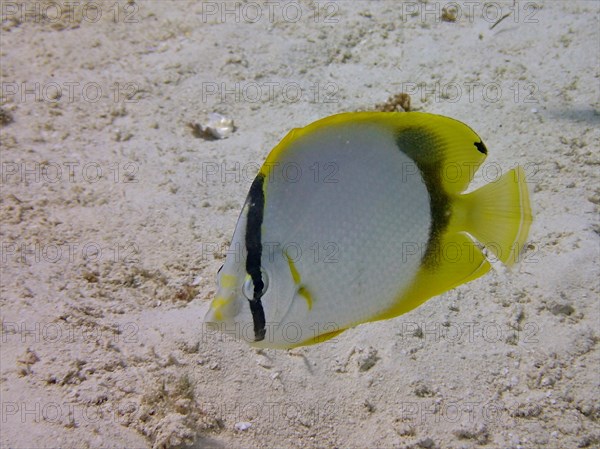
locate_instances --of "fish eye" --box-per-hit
[242,269,269,300]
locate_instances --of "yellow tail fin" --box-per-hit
[457,166,532,266]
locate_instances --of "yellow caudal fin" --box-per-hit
[455,166,533,266]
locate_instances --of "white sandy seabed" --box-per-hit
[0,1,599,448]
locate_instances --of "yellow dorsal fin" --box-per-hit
[388,112,488,194]
[260,112,487,192]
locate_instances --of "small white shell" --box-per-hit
[202,113,234,139]
[234,421,252,431]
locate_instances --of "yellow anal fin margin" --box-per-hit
[373,232,491,322]
[289,328,345,348]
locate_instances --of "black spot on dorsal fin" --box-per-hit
[474,140,487,155]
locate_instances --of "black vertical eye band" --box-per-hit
[245,173,266,341]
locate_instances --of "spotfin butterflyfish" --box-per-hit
[204,112,532,349]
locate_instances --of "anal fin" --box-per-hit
[374,232,491,321]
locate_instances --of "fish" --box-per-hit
[204,112,532,349]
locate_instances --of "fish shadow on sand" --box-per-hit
[546,106,599,125]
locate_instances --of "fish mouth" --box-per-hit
[204,288,262,345]
[203,298,247,344]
